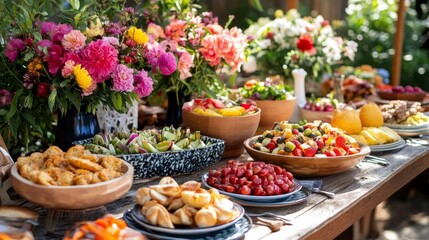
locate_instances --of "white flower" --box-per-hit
[322,38,342,63]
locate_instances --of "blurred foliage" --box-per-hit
[343,0,429,89]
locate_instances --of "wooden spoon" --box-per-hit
[256,217,283,232]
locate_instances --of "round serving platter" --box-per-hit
[131,203,244,236]
[201,173,302,203]
[123,208,252,240]
[369,138,406,153]
[229,187,310,207]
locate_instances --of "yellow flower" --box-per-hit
[127,26,148,45]
[28,58,42,73]
[73,64,92,90]
[85,17,104,37]
[274,9,284,18]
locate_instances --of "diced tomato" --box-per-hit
[266,142,277,151]
[348,147,360,154]
[240,103,252,109]
[303,147,317,157]
[292,148,303,157]
[325,150,336,157]
[332,147,343,156]
[291,140,301,149]
[335,136,346,148]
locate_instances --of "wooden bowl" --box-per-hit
[377,90,426,102]
[299,108,332,122]
[244,136,370,177]
[182,109,261,158]
[10,161,133,210]
[254,98,296,132]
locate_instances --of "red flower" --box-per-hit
[37,82,51,98]
[296,35,316,55]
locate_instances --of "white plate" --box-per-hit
[131,203,245,235]
[369,138,406,152]
[231,187,310,207]
[201,173,302,202]
[384,122,429,130]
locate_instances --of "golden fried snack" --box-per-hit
[141,200,159,215]
[100,156,124,172]
[136,187,152,206]
[17,145,125,186]
[44,146,64,157]
[64,145,85,158]
[68,156,103,172]
[98,169,122,181]
[195,206,217,227]
[173,205,197,226]
[36,171,56,186]
[145,203,174,229]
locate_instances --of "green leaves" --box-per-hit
[48,88,57,112]
[111,92,123,111]
[6,88,23,119]
[68,0,80,10]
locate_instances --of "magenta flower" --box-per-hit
[133,70,154,98]
[102,36,120,46]
[144,42,164,69]
[81,40,119,83]
[34,39,53,58]
[40,22,56,36]
[105,22,126,36]
[0,89,13,107]
[47,44,63,75]
[112,64,134,92]
[5,38,26,62]
[158,52,177,75]
[23,72,39,89]
[51,23,73,44]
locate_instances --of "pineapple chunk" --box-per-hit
[349,134,368,145]
[360,129,379,145]
[379,126,401,143]
[365,127,387,144]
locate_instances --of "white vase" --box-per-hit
[97,100,138,135]
[289,69,307,123]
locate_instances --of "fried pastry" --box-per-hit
[100,155,124,172]
[44,146,64,157]
[65,145,85,158]
[68,156,103,172]
[136,187,152,206]
[149,184,181,197]
[173,205,197,226]
[145,204,174,229]
[195,206,217,227]
[181,189,211,208]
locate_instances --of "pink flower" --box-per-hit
[158,52,177,75]
[206,24,223,34]
[220,27,248,72]
[5,38,26,62]
[81,40,119,83]
[51,24,73,44]
[0,89,13,107]
[63,52,81,65]
[178,51,194,79]
[147,23,165,41]
[40,22,56,36]
[102,36,119,46]
[47,44,63,75]
[144,42,164,69]
[133,70,154,98]
[189,27,205,46]
[62,30,86,52]
[62,60,76,78]
[165,20,187,43]
[199,35,221,67]
[112,64,134,92]
[105,22,126,36]
[34,40,52,59]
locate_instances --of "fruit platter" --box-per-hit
[182,98,260,158]
[377,85,427,102]
[243,121,370,176]
[123,177,252,239]
[300,94,343,122]
[76,127,225,178]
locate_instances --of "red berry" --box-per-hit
[316,140,324,150]
[292,148,303,157]
[236,169,244,178]
[303,147,317,157]
[266,142,277,151]
[244,169,253,178]
[221,167,231,177]
[285,172,293,180]
[253,165,262,174]
[281,183,290,193]
[251,175,262,185]
[335,136,347,148]
[223,185,235,193]
[238,185,251,195]
[292,129,299,135]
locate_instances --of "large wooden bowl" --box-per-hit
[182,109,261,158]
[299,108,332,123]
[10,161,133,210]
[254,98,296,133]
[244,136,370,177]
[377,90,426,102]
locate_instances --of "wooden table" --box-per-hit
[6,137,429,239]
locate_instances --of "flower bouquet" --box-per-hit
[0,1,166,153]
[239,77,294,101]
[142,0,249,125]
[244,9,357,82]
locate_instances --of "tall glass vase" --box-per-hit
[55,107,100,151]
[166,91,190,128]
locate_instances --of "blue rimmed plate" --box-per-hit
[131,203,244,235]
[201,173,302,203]
[230,187,310,207]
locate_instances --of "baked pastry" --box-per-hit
[195,206,217,227]
[181,189,211,208]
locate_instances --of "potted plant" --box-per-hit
[238,77,295,132]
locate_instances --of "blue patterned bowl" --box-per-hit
[74,136,224,179]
